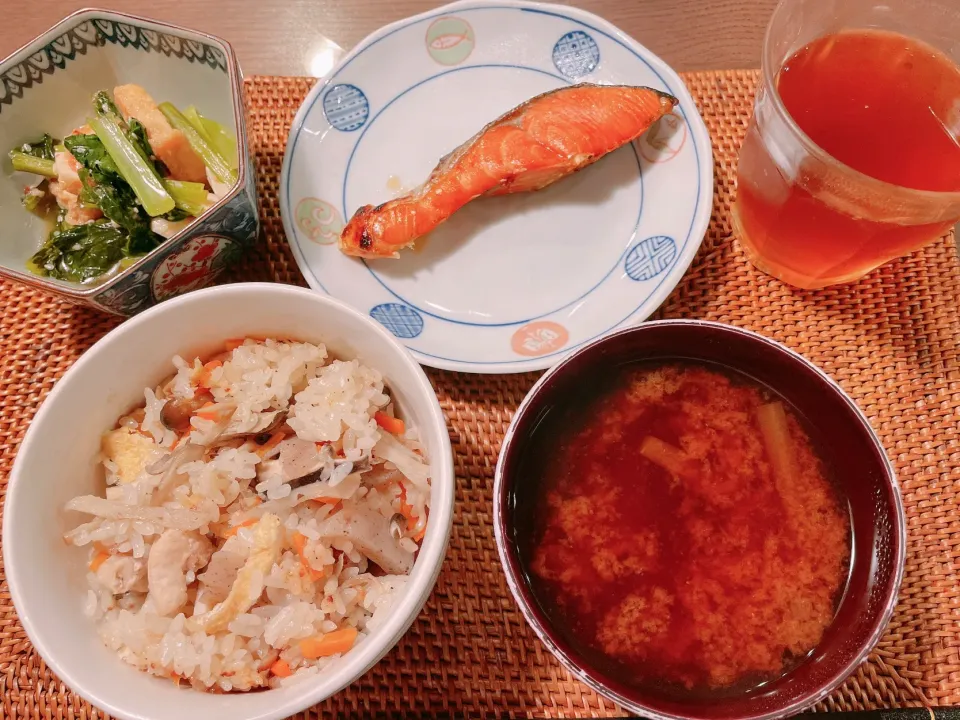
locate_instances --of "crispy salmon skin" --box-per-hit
[339,83,677,258]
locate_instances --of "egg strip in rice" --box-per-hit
[64,338,431,691]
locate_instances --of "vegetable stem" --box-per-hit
[639,436,699,480]
[757,402,797,488]
[182,105,214,145]
[199,114,239,172]
[159,102,236,186]
[89,113,174,217]
[9,151,57,177]
[161,178,210,217]
[182,106,239,172]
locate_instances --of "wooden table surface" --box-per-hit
[1,0,776,76]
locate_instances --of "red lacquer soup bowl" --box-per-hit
[493,320,905,720]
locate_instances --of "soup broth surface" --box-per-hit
[520,362,851,695]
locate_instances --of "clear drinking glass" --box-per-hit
[733,0,960,289]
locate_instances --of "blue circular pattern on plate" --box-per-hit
[323,84,370,131]
[552,31,600,78]
[625,236,677,281]
[370,303,425,338]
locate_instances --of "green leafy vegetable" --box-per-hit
[159,102,236,186]
[64,133,121,184]
[126,118,168,177]
[21,181,57,217]
[90,91,173,216]
[182,105,214,144]
[65,132,163,254]
[22,189,42,212]
[93,90,123,120]
[16,134,56,161]
[163,207,191,222]
[17,91,233,286]
[161,178,210,218]
[182,105,239,175]
[30,220,130,283]
[77,168,158,251]
[9,152,56,177]
[196,113,239,172]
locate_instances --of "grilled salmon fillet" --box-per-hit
[339,83,677,258]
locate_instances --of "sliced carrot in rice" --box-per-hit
[255,430,286,457]
[374,410,405,435]
[196,359,222,389]
[299,627,358,659]
[89,551,110,572]
[396,482,417,531]
[291,531,307,554]
[222,518,257,538]
[194,401,220,422]
[309,497,341,507]
[292,531,325,581]
[270,659,293,678]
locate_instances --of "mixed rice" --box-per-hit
[64,338,431,691]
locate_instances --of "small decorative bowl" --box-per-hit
[0,9,259,316]
[494,320,906,720]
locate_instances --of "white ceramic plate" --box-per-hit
[281,0,713,373]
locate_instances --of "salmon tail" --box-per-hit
[652,88,679,107]
[339,205,389,258]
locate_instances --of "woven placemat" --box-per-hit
[1,69,959,718]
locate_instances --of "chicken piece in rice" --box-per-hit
[65,338,431,692]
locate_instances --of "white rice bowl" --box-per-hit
[3,284,453,720]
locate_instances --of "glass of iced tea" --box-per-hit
[734,0,960,289]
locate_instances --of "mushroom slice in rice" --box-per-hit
[212,410,288,447]
[316,504,414,574]
[193,513,283,633]
[160,396,212,433]
[150,442,206,503]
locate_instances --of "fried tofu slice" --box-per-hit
[101,427,158,484]
[113,84,207,184]
[194,513,283,633]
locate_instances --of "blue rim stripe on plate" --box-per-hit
[282,2,708,369]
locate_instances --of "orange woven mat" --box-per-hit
[1,70,959,718]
